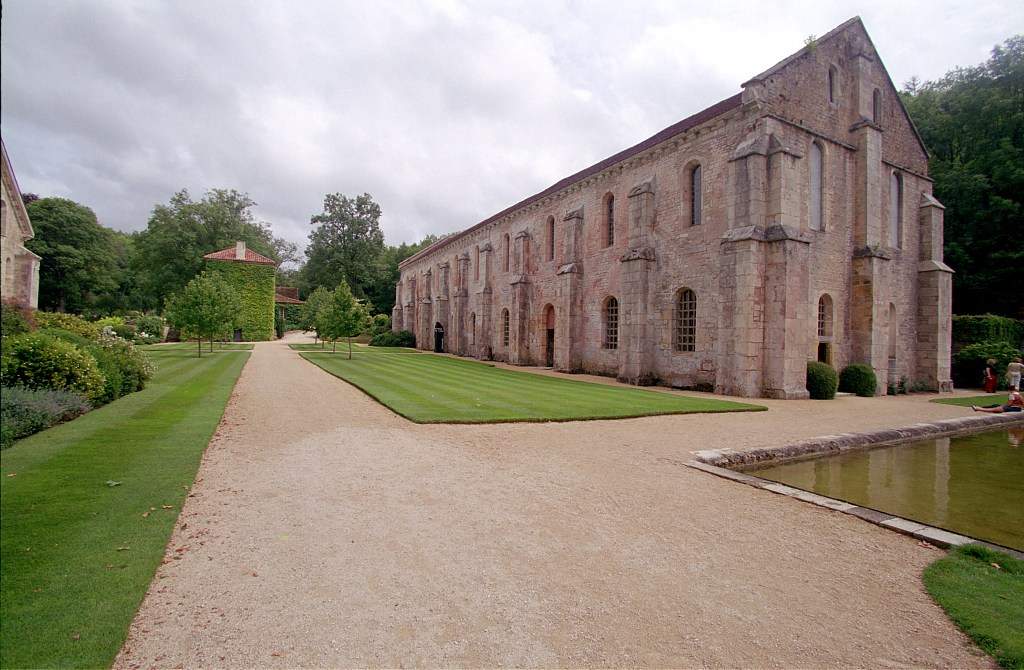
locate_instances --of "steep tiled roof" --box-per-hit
[203,245,277,265]
[274,293,304,304]
[400,92,744,268]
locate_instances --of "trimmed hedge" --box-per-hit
[838,363,878,397]
[952,340,1021,390]
[369,330,416,347]
[1,332,105,402]
[806,361,838,400]
[0,386,91,448]
[952,314,1024,352]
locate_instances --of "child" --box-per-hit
[973,385,1024,413]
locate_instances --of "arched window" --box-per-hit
[817,294,834,364]
[503,233,511,271]
[690,164,703,226]
[809,142,824,231]
[673,288,697,352]
[604,193,615,246]
[827,65,838,104]
[501,308,510,347]
[872,88,882,123]
[474,246,480,281]
[470,312,476,345]
[547,215,555,261]
[603,297,619,350]
[889,171,903,248]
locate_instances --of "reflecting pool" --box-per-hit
[751,427,1024,550]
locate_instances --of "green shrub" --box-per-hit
[952,314,1024,351]
[33,312,100,340]
[133,315,164,344]
[952,340,1021,389]
[1,300,35,338]
[370,314,392,336]
[274,310,284,339]
[0,333,105,402]
[838,363,878,396]
[806,361,838,400]
[94,316,125,330]
[0,386,91,448]
[369,330,416,348]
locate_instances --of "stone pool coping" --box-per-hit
[687,412,1024,558]
[693,412,1024,470]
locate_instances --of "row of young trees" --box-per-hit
[297,283,371,357]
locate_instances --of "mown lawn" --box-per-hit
[0,347,249,669]
[297,345,764,422]
[139,341,254,352]
[923,544,1024,669]
[931,393,1006,407]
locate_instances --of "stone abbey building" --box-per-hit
[393,17,953,399]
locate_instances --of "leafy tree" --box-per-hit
[132,189,289,310]
[164,272,240,357]
[901,35,1024,317]
[25,198,120,313]
[301,286,331,345]
[317,281,370,357]
[302,193,385,305]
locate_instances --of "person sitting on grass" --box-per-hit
[972,385,1024,413]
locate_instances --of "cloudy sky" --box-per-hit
[2,0,1021,255]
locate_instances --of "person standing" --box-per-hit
[1007,356,1023,392]
[983,358,998,393]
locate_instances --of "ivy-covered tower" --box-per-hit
[203,241,277,341]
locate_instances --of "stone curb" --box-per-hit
[685,459,1024,559]
[693,413,1024,469]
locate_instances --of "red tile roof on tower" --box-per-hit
[203,245,277,265]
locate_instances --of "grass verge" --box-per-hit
[0,347,249,668]
[931,394,1006,407]
[140,342,254,352]
[923,544,1024,668]
[298,346,764,422]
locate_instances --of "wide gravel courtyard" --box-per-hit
[115,332,992,668]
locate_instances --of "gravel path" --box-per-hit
[115,335,990,668]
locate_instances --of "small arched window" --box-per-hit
[827,65,838,104]
[503,233,511,271]
[872,88,882,123]
[817,294,833,338]
[673,288,697,352]
[889,171,903,248]
[547,215,555,261]
[603,297,619,350]
[501,308,510,347]
[604,193,615,246]
[474,246,480,281]
[690,164,703,226]
[809,141,824,231]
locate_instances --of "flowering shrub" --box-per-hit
[133,315,165,344]
[33,312,100,340]
[0,333,105,402]
[0,386,90,448]
[95,329,154,396]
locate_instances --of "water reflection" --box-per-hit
[752,428,1023,550]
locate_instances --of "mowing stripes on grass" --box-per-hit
[299,349,763,422]
[923,544,1024,668]
[0,348,249,669]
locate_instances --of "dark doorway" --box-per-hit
[434,322,445,353]
[817,342,831,365]
[543,304,555,367]
[233,328,243,342]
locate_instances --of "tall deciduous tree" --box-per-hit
[164,272,240,357]
[301,286,331,345]
[901,35,1024,318]
[132,189,288,310]
[25,198,120,313]
[302,193,385,306]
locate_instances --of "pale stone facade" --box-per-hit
[1,140,40,309]
[394,18,953,398]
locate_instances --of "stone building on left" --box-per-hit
[0,139,41,308]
